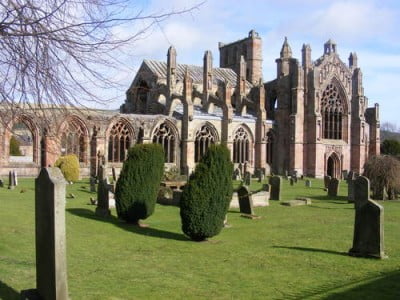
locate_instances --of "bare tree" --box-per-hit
[0,0,203,120]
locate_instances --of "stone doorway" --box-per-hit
[327,153,340,179]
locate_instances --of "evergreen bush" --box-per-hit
[54,154,80,182]
[9,136,22,156]
[115,143,164,224]
[180,144,233,241]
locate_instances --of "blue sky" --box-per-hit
[108,0,400,127]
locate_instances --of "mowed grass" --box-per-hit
[0,177,399,299]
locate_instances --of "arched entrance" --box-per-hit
[326,153,340,178]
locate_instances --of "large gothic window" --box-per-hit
[108,121,133,162]
[195,124,217,162]
[233,127,251,163]
[61,119,86,162]
[266,131,274,164]
[321,83,344,139]
[152,122,176,163]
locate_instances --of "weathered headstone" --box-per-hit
[0,179,3,187]
[328,178,339,197]
[300,175,304,180]
[24,168,69,299]
[324,175,331,189]
[258,172,265,183]
[244,171,251,186]
[14,170,18,186]
[95,177,111,217]
[349,176,387,259]
[341,170,348,180]
[270,176,281,200]
[8,170,16,189]
[98,164,106,181]
[305,179,311,187]
[233,168,241,181]
[290,178,294,186]
[111,167,117,182]
[237,186,259,218]
[90,176,96,193]
[262,183,270,192]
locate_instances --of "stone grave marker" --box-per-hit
[328,178,339,197]
[262,183,270,192]
[89,176,96,193]
[323,175,331,189]
[237,186,259,219]
[95,177,111,217]
[0,179,3,187]
[98,164,106,181]
[14,170,18,186]
[349,176,387,259]
[305,179,311,187]
[270,176,281,200]
[342,170,348,180]
[258,172,265,183]
[233,168,241,181]
[290,178,294,186]
[244,171,251,186]
[8,170,16,189]
[21,168,69,299]
[111,167,117,182]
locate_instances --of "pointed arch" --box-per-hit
[151,119,179,163]
[326,152,341,179]
[194,122,219,162]
[106,117,135,163]
[58,115,89,163]
[320,78,348,140]
[266,130,275,165]
[232,124,254,164]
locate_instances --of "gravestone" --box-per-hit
[95,177,111,217]
[111,167,117,182]
[270,176,281,200]
[349,176,386,259]
[342,170,348,180]
[324,175,331,189]
[0,179,3,187]
[97,164,106,181]
[300,175,304,180]
[290,178,294,186]
[305,179,311,187]
[328,178,339,197]
[262,183,270,192]
[8,170,16,189]
[237,186,259,218]
[233,168,241,181]
[23,168,69,300]
[89,177,96,193]
[258,172,265,183]
[244,171,251,186]
[14,171,18,186]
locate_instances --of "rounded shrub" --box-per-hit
[115,143,165,224]
[180,144,233,241]
[54,154,80,182]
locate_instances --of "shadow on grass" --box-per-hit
[67,208,188,242]
[272,245,348,256]
[0,281,19,300]
[273,270,400,300]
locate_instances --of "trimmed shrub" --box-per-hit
[180,144,233,241]
[363,155,400,200]
[9,136,22,156]
[115,143,164,223]
[54,154,80,182]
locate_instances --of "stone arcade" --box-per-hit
[0,31,380,178]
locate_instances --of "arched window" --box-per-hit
[152,122,176,163]
[108,120,134,162]
[266,131,274,164]
[61,119,86,162]
[195,124,217,162]
[321,83,345,139]
[233,127,251,163]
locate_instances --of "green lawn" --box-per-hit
[0,177,399,299]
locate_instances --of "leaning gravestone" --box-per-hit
[328,178,339,197]
[349,176,387,259]
[270,176,281,200]
[323,175,331,189]
[95,177,111,217]
[237,186,259,219]
[21,168,69,299]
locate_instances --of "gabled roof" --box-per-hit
[143,59,251,88]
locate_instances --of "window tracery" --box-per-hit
[61,119,86,162]
[233,127,251,163]
[321,83,344,139]
[108,121,133,162]
[152,122,175,163]
[194,125,216,162]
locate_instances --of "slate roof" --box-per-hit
[143,60,252,88]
